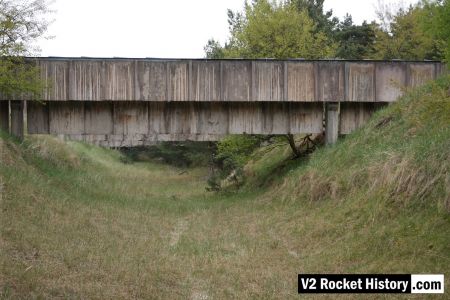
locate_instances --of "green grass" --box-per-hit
[1,76,449,299]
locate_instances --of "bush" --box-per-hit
[121,142,215,168]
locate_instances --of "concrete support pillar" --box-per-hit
[325,102,339,145]
[9,100,27,138]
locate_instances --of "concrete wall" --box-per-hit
[14,58,443,103]
[2,58,444,145]
[27,101,324,146]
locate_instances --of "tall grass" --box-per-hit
[0,76,449,299]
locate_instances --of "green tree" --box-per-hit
[421,0,450,63]
[204,39,225,59]
[373,3,445,60]
[0,0,51,99]
[215,0,336,59]
[335,14,377,59]
[292,0,338,37]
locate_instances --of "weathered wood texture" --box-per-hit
[2,59,443,103]
[27,101,323,146]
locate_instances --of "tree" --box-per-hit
[292,0,338,37]
[204,38,225,59]
[373,2,445,60]
[214,0,336,59]
[0,0,51,99]
[421,0,450,64]
[334,14,377,59]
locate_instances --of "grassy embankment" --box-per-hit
[1,76,449,299]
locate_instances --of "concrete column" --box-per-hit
[23,100,28,137]
[325,102,339,145]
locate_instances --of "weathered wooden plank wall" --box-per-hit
[3,58,441,103]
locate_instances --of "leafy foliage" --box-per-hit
[373,2,445,60]
[335,14,377,59]
[204,38,225,59]
[421,0,450,63]
[0,0,51,99]
[121,142,215,168]
[208,0,336,59]
[292,0,338,37]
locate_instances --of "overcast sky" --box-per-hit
[38,0,418,58]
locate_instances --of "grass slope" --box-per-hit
[1,76,449,299]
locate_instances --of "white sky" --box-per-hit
[38,0,418,58]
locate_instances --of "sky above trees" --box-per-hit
[37,0,417,58]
